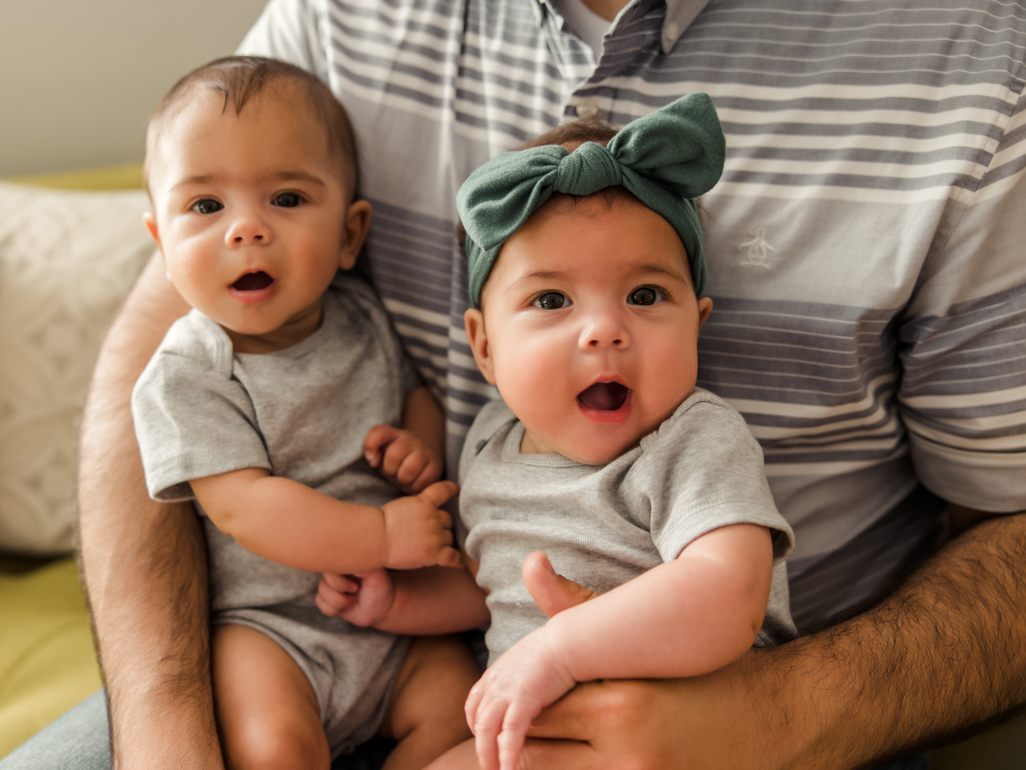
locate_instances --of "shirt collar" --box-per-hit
[661,0,710,53]
[534,0,710,54]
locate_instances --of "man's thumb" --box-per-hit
[522,551,599,618]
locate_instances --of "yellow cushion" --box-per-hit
[7,162,143,190]
[0,558,102,758]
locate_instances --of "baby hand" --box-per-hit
[382,480,462,570]
[316,570,395,627]
[464,627,576,770]
[364,424,442,494]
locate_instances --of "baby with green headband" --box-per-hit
[332,94,797,770]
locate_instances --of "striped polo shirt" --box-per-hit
[240,0,1026,628]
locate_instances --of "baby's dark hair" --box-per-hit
[144,56,360,197]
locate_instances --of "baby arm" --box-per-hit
[190,468,461,573]
[467,523,774,770]
[318,556,489,635]
[364,385,446,493]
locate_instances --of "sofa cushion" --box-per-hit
[0,558,102,758]
[0,182,153,553]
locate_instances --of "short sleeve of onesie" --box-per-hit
[131,311,271,502]
[631,392,794,564]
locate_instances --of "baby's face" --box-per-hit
[145,86,364,351]
[465,194,713,465]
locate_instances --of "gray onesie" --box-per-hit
[132,273,419,756]
[458,392,796,666]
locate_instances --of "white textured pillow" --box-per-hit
[0,182,153,553]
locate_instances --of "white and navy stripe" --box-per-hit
[241,0,1026,627]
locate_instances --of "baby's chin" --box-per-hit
[519,426,647,465]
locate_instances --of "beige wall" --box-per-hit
[0,0,270,177]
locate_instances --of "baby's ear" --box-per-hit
[340,199,373,270]
[697,296,713,330]
[143,211,162,251]
[463,308,496,384]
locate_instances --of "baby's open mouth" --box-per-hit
[232,271,274,291]
[577,382,631,411]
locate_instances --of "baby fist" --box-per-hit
[381,480,462,570]
[364,424,442,493]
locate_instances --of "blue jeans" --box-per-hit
[0,688,930,769]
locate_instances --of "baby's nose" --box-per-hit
[226,212,271,245]
[581,313,630,349]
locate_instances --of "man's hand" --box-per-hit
[382,480,462,569]
[316,569,396,627]
[364,424,442,493]
[513,510,1026,770]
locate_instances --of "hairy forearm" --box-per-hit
[770,511,1026,768]
[77,254,222,768]
[378,565,489,634]
[545,535,768,683]
[195,471,389,574]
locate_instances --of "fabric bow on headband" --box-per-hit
[457,92,726,308]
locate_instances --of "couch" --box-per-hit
[0,167,152,757]
[0,168,1022,766]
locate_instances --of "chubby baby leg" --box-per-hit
[212,624,330,770]
[379,635,481,770]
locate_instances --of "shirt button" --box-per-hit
[575,99,600,119]
[666,21,680,39]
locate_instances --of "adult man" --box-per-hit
[6,0,1025,768]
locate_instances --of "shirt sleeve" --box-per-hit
[635,395,795,564]
[898,91,1026,513]
[132,345,271,503]
[236,0,331,84]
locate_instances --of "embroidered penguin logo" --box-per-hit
[739,229,776,268]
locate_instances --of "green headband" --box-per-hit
[457,92,725,308]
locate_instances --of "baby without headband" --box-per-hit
[457,92,726,308]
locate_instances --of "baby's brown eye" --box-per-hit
[273,192,303,208]
[192,199,223,215]
[628,287,662,306]
[533,292,568,310]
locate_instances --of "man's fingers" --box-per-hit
[419,479,459,507]
[525,681,605,741]
[522,551,600,618]
[518,738,598,770]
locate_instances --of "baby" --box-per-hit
[320,94,797,770]
[131,56,479,770]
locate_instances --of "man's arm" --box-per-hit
[521,507,1026,769]
[76,254,222,769]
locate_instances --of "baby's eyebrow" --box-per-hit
[172,174,217,190]
[506,270,568,291]
[170,171,326,190]
[634,264,688,281]
[270,171,326,186]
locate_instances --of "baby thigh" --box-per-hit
[380,636,481,770]
[212,624,330,770]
